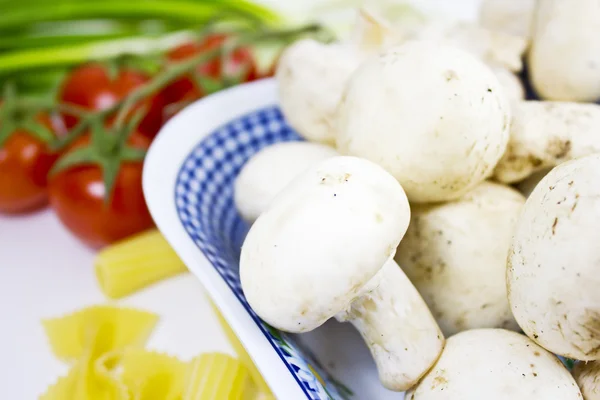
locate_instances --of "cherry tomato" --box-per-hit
[161,34,261,105]
[0,114,61,214]
[59,64,166,140]
[48,130,154,249]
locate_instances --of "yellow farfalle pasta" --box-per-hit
[41,304,275,400]
[42,305,158,362]
[183,353,256,400]
[95,229,188,299]
[121,350,188,400]
[40,356,128,400]
[40,333,129,400]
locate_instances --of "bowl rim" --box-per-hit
[142,78,309,399]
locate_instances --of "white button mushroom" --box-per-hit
[336,41,511,203]
[479,0,535,40]
[276,39,363,145]
[396,181,525,336]
[234,141,338,223]
[359,6,528,72]
[240,156,444,391]
[508,154,600,361]
[528,0,600,102]
[573,361,600,400]
[494,101,600,184]
[491,66,525,103]
[275,8,394,146]
[516,168,552,198]
[412,21,528,72]
[406,329,583,399]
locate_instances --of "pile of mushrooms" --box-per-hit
[231,1,600,397]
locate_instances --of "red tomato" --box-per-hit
[161,34,261,105]
[59,64,166,140]
[48,130,154,249]
[0,114,61,214]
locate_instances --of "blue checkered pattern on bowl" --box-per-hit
[175,106,352,400]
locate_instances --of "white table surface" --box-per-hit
[0,2,482,398]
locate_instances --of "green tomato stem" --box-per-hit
[112,23,321,130]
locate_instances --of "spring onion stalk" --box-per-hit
[0,31,195,76]
[24,19,166,36]
[0,0,282,32]
[0,33,143,51]
[0,20,180,50]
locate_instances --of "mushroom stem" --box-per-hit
[494,101,600,183]
[335,258,444,391]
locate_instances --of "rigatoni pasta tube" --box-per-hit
[211,302,274,399]
[95,229,187,299]
[183,353,256,400]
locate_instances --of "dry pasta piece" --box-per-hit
[40,341,128,400]
[121,350,188,400]
[183,353,256,400]
[42,305,158,362]
[95,230,188,299]
[212,303,274,399]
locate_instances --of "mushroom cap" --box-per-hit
[573,361,600,399]
[276,39,362,145]
[396,181,524,335]
[508,154,600,360]
[240,156,410,333]
[494,101,600,184]
[234,141,338,223]
[336,40,510,203]
[407,329,582,399]
[492,66,525,103]
[528,0,600,102]
[516,168,552,198]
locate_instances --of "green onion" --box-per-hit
[0,0,281,32]
[0,0,286,98]
[0,31,196,76]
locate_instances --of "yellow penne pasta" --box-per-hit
[95,229,188,299]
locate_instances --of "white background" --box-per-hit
[0,1,480,398]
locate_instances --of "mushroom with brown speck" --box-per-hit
[241,156,444,392]
[573,360,600,399]
[508,154,600,361]
[336,41,510,203]
[406,329,582,399]
[494,101,600,183]
[396,181,524,335]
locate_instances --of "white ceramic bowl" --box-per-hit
[143,79,398,400]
